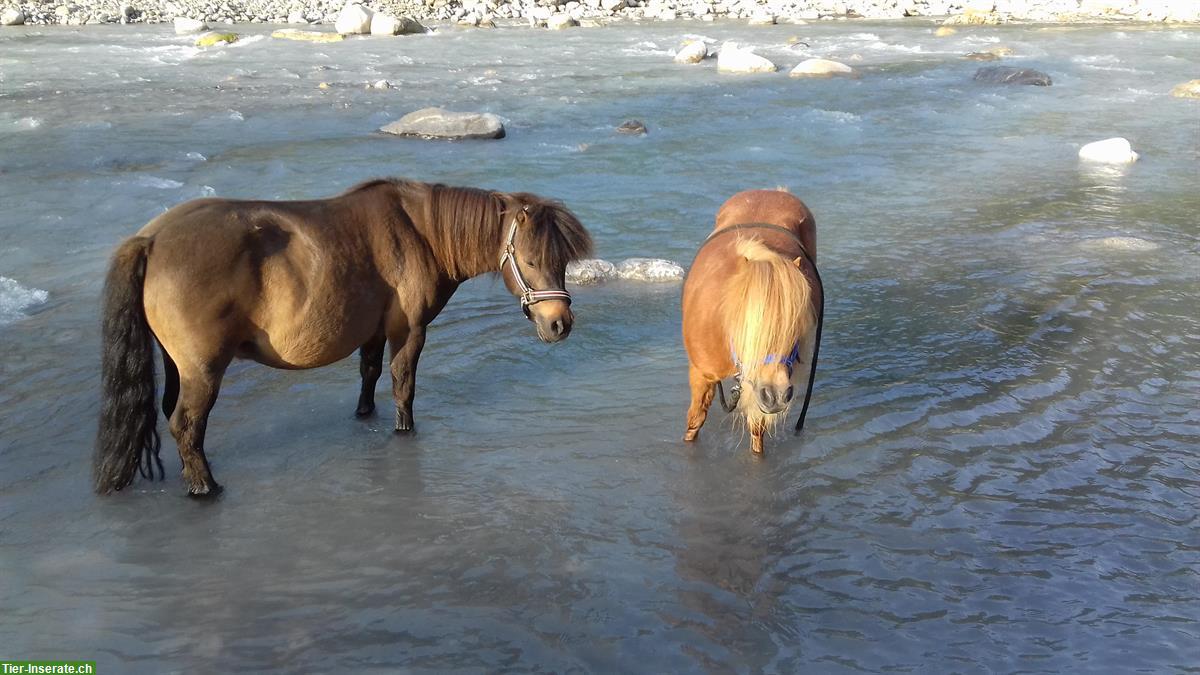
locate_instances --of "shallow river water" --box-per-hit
[2,19,1198,672]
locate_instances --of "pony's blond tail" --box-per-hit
[720,237,816,429]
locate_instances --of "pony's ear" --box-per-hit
[792,256,804,268]
[516,204,531,225]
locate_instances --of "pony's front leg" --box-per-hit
[683,364,716,442]
[749,419,766,455]
[388,326,426,433]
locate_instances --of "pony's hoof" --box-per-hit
[187,481,223,499]
[394,410,413,433]
[355,404,375,418]
[683,429,699,442]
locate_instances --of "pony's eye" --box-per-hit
[524,261,536,269]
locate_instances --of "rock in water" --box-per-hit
[616,258,685,282]
[566,259,616,285]
[173,17,207,33]
[2,8,25,24]
[617,120,647,135]
[195,31,238,47]
[1078,137,1138,164]
[973,66,1052,86]
[789,58,853,77]
[934,25,956,36]
[1170,79,1200,99]
[371,13,401,35]
[965,52,999,61]
[380,107,506,140]
[717,43,776,74]
[546,14,577,29]
[271,28,344,42]
[674,40,707,64]
[335,3,373,34]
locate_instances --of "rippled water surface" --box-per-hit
[2,20,1198,672]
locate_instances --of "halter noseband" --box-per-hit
[499,212,572,317]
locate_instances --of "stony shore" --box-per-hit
[2,0,1198,28]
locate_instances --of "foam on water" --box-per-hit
[0,277,48,325]
[567,258,685,284]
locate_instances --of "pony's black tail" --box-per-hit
[94,236,163,494]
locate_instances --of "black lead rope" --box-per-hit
[793,245,824,434]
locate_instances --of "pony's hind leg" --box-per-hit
[160,342,180,418]
[355,331,386,418]
[389,325,426,433]
[169,359,229,496]
[683,364,717,442]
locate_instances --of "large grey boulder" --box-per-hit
[973,66,1052,86]
[1,8,25,24]
[380,107,506,140]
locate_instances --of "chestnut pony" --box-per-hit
[95,178,592,496]
[681,189,823,453]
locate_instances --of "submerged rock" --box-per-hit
[965,51,999,61]
[566,259,616,285]
[271,28,344,42]
[195,31,238,46]
[616,258,685,281]
[717,43,776,74]
[674,40,707,64]
[1082,236,1159,252]
[380,107,506,140]
[1170,79,1200,99]
[616,119,647,135]
[973,66,1052,86]
[934,25,956,36]
[173,16,207,33]
[789,58,853,77]
[1078,137,1138,164]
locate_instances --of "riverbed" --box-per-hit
[1,20,1198,672]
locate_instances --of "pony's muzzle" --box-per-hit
[530,302,573,343]
[757,384,793,414]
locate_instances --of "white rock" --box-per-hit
[2,8,26,24]
[287,11,306,23]
[566,259,617,285]
[371,79,392,89]
[380,107,506,140]
[530,6,553,20]
[370,12,401,34]
[674,40,707,64]
[335,3,373,34]
[1078,137,1138,164]
[717,42,777,74]
[600,0,625,10]
[546,13,578,28]
[173,16,208,33]
[789,58,853,77]
[616,258,685,282]
[748,12,776,24]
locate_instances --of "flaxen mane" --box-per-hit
[720,236,815,385]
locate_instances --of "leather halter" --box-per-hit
[499,213,572,317]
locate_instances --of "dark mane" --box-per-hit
[344,178,592,280]
[509,192,594,275]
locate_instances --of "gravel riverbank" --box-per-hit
[2,0,1198,29]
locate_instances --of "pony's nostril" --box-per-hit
[759,387,774,405]
[783,386,794,402]
[551,319,565,336]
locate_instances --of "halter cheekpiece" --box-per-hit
[499,211,572,316]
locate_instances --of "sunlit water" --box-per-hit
[2,21,1198,672]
